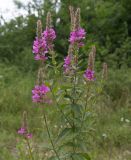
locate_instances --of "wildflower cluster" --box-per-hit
[69,7,86,47]
[63,55,72,74]
[33,12,56,61]
[84,69,95,81]
[33,37,47,60]
[32,84,50,103]
[84,46,96,81]
[64,7,86,75]
[18,111,32,139]
[43,28,56,50]
[69,28,86,47]
[18,127,32,139]
[17,6,109,160]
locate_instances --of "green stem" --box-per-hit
[72,72,77,153]
[50,87,73,128]
[43,111,61,160]
[81,83,89,130]
[71,57,78,153]
[25,138,34,160]
[18,147,25,160]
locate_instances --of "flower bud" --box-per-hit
[88,52,94,70]
[37,67,45,85]
[22,111,28,131]
[88,46,96,70]
[92,46,96,61]
[102,63,108,80]
[68,44,74,56]
[74,8,81,30]
[37,20,42,39]
[69,6,75,31]
[46,12,52,29]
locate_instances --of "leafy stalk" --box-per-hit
[70,48,79,154]
[81,82,90,129]
[50,87,73,128]
[25,138,34,160]
[43,111,61,160]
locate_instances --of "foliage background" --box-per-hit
[0,0,131,69]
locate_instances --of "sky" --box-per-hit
[0,0,31,21]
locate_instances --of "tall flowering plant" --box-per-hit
[17,6,108,160]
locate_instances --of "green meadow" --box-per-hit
[0,63,130,160]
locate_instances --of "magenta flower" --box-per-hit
[69,28,86,47]
[63,55,72,74]
[32,94,40,103]
[43,28,56,41]
[18,128,26,135]
[26,133,33,139]
[40,84,50,94]
[43,28,56,50]
[32,85,40,95]
[32,84,50,103]
[84,69,95,81]
[33,27,56,60]
[33,37,48,61]
[18,128,32,139]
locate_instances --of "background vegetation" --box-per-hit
[0,0,131,69]
[0,0,131,159]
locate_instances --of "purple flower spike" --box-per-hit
[26,133,33,139]
[63,55,72,74]
[84,69,95,81]
[18,128,33,139]
[43,28,56,50]
[69,28,86,47]
[43,28,56,41]
[32,84,50,103]
[40,84,50,94]
[33,37,48,61]
[18,128,26,135]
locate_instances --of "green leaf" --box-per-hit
[61,84,72,90]
[72,153,91,160]
[55,128,78,144]
[64,94,72,99]
[48,156,59,160]
[59,104,68,109]
[52,85,59,94]
[55,128,72,143]
[70,104,82,114]
[58,142,77,151]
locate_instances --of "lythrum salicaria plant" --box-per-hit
[17,6,108,160]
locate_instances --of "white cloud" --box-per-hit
[0,0,31,21]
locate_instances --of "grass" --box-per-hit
[0,63,131,160]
